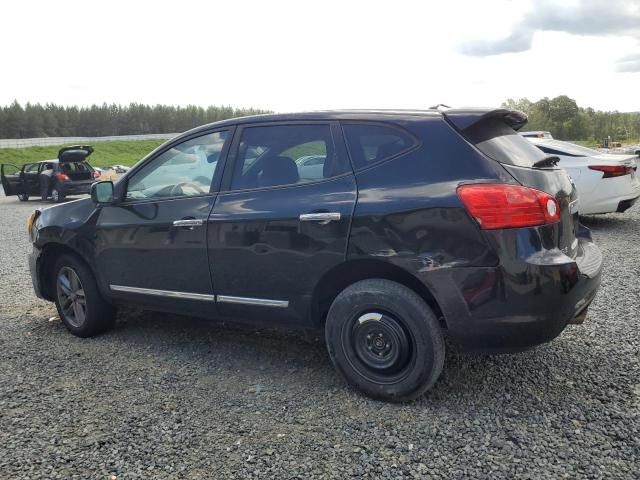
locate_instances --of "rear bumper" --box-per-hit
[617,195,639,213]
[424,231,603,352]
[59,182,92,196]
[581,182,640,215]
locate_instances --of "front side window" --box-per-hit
[342,124,414,170]
[126,131,227,200]
[231,124,344,190]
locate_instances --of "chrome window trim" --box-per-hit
[109,285,215,302]
[217,295,289,308]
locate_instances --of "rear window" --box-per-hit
[59,162,93,173]
[342,124,415,170]
[463,118,548,167]
[535,140,599,157]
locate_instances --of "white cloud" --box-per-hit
[0,0,638,112]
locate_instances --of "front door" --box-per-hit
[208,122,356,323]
[0,164,24,196]
[22,163,42,195]
[95,129,231,316]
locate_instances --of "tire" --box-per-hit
[51,187,64,203]
[17,193,29,201]
[53,254,115,337]
[325,279,445,402]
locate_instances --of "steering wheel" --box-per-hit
[170,182,206,196]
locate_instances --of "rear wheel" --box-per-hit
[53,254,115,337]
[17,193,29,201]
[51,187,64,203]
[325,279,445,402]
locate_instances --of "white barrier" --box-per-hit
[0,133,180,149]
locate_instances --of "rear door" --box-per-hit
[0,164,25,196]
[208,122,356,323]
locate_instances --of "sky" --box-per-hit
[1,0,639,112]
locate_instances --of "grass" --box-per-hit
[0,139,165,168]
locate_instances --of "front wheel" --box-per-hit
[17,193,29,201]
[325,279,445,402]
[53,254,115,337]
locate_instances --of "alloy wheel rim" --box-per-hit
[56,267,86,328]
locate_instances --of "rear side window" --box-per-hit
[342,124,414,170]
[463,118,548,167]
[231,124,347,190]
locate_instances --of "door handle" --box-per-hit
[172,219,204,229]
[299,212,341,225]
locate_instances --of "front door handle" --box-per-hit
[299,212,341,225]
[172,219,204,229]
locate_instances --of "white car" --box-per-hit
[524,138,640,215]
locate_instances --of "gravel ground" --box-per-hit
[0,194,638,479]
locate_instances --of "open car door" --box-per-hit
[58,145,94,162]
[1,164,25,196]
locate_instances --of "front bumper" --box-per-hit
[424,231,603,352]
[28,245,46,299]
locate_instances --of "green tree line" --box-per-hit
[502,96,640,143]
[0,101,271,139]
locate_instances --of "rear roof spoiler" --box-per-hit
[443,108,528,131]
[58,145,94,162]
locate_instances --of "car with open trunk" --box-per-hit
[25,109,603,401]
[1,145,99,202]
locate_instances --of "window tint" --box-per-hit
[463,118,548,167]
[231,124,344,190]
[342,124,414,170]
[126,131,227,200]
[24,163,39,173]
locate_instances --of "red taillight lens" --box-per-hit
[92,171,100,179]
[588,165,633,178]
[457,184,561,230]
[54,172,70,182]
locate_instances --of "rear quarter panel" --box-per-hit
[347,117,507,283]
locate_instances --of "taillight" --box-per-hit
[457,184,560,230]
[55,172,70,182]
[92,171,101,179]
[588,165,633,178]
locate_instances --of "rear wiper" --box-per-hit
[532,155,559,168]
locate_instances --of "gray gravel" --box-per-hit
[0,194,638,479]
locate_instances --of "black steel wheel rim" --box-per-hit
[56,266,86,328]
[342,309,415,384]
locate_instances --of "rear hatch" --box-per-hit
[445,109,579,258]
[58,145,95,181]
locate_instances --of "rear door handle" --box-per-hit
[299,212,341,225]
[172,219,204,229]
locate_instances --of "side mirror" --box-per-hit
[91,181,114,205]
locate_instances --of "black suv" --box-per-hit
[2,145,98,202]
[26,109,602,401]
